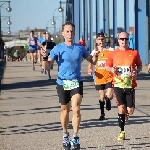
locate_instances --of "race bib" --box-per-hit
[30,41,35,45]
[63,79,79,90]
[97,60,106,69]
[117,66,131,76]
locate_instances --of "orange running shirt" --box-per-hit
[106,48,142,88]
[91,49,113,85]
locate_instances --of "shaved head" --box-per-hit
[118,32,129,39]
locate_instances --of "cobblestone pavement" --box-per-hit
[0,61,150,150]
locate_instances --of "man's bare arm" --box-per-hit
[86,54,98,65]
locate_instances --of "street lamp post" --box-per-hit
[51,16,56,40]
[0,1,12,37]
[51,16,62,42]
[1,16,12,25]
[46,19,53,31]
[58,1,65,25]
[0,1,12,59]
[2,26,11,35]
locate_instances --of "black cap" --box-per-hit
[96,32,105,38]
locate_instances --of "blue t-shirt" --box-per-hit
[38,37,46,44]
[49,42,90,85]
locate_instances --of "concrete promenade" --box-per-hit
[0,61,150,150]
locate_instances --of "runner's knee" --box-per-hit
[118,105,126,114]
[127,107,134,115]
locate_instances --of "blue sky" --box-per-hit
[1,0,135,33]
[1,0,64,33]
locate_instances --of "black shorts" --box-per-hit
[57,81,83,105]
[29,50,37,53]
[43,56,48,61]
[95,82,112,91]
[113,87,135,108]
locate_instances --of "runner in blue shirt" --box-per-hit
[46,21,99,150]
[37,32,46,67]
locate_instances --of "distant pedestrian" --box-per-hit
[27,30,38,71]
[78,37,86,47]
[37,32,46,67]
[45,32,56,79]
[104,33,110,47]
[114,33,119,49]
[129,31,134,49]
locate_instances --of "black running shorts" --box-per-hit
[113,87,135,108]
[95,82,112,91]
[43,56,48,61]
[56,81,83,105]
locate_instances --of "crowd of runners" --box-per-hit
[26,21,149,150]
[27,30,56,80]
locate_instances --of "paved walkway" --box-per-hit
[0,61,150,150]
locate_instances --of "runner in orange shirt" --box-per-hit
[88,32,113,120]
[105,31,142,140]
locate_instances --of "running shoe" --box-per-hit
[71,136,80,149]
[117,131,125,141]
[63,135,71,150]
[99,113,105,120]
[43,70,47,74]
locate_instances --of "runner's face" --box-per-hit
[38,32,41,37]
[30,32,34,37]
[46,33,49,40]
[43,34,46,39]
[118,32,129,47]
[62,25,75,42]
[96,37,105,47]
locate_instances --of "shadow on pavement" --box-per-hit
[0,106,60,117]
[1,79,56,91]
[0,115,150,135]
[136,73,150,80]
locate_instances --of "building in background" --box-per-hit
[66,0,150,65]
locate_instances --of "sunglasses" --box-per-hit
[119,38,129,41]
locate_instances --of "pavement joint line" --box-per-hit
[135,107,150,117]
